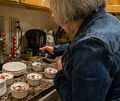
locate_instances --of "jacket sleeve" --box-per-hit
[54,44,69,56]
[54,39,113,101]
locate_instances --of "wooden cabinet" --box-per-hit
[106,0,120,13]
[0,0,50,11]
[41,1,50,8]
[20,0,49,9]
[107,0,120,5]
[9,0,19,2]
[20,0,42,6]
[1,0,19,2]
[0,0,19,3]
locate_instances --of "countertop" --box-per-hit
[0,57,56,101]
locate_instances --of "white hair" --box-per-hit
[49,0,106,25]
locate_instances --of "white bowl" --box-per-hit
[0,74,7,96]
[27,73,42,86]
[2,72,14,85]
[32,62,44,72]
[44,67,58,79]
[11,82,29,99]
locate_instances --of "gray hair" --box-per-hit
[49,0,106,25]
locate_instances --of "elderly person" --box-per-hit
[41,0,120,101]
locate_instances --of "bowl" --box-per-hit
[32,62,44,72]
[0,74,7,96]
[2,72,14,85]
[27,73,42,86]
[44,67,58,79]
[11,82,29,99]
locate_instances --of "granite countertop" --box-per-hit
[0,58,56,101]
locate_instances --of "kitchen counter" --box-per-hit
[0,57,57,101]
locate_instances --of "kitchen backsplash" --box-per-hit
[0,5,57,32]
[0,5,58,54]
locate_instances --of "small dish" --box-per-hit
[27,73,42,86]
[32,62,44,72]
[44,67,58,79]
[11,82,29,99]
[0,74,7,96]
[2,72,14,85]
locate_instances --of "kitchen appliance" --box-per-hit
[25,29,46,56]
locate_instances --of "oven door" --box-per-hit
[37,89,60,101]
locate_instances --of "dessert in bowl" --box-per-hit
[32,62,44,72]
[0,74,7,96]
[44,67,58,79]
[27,73,42,86]
[11,82,29,99]
[2,72,14,85]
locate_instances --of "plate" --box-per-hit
[2,62,26,76]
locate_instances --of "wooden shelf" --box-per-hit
[0,0,50,12]
[106,5,120,13]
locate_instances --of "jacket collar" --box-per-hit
[75,5,106,37]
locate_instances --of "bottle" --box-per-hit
[27,49,32,61]
[46,30,54,46]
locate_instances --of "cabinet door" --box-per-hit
[3,0,19,2]
[106,0,120,13]
[107,0,120,5]
[20,0,49,8]
[20,0,42,6]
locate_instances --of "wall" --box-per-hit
[0,5,57,33]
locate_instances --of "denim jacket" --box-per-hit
[54,44,69,56]
[54,6,120,101]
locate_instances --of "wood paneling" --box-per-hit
[107,0,120,5]
[106,0,120,13]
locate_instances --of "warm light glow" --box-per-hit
[41,0,49,4]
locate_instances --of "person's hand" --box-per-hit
[56,57,62,70]
[39,46,54,55]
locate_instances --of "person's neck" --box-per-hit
[68,19,84,40]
